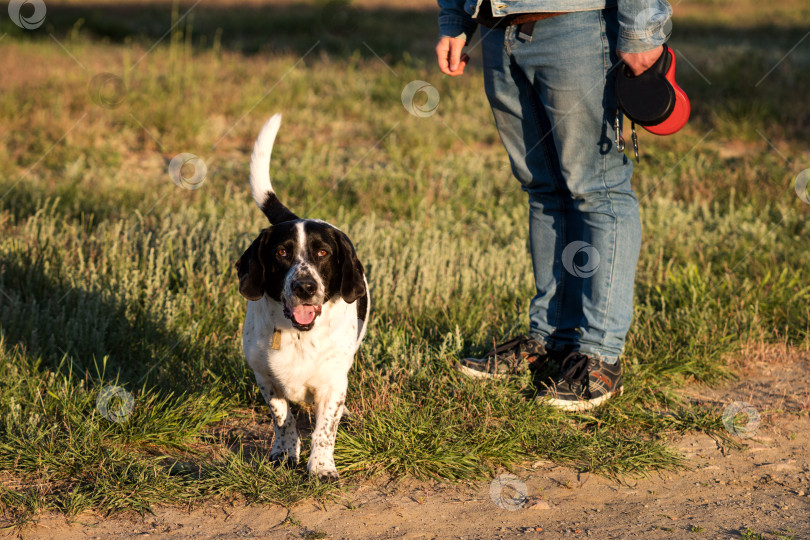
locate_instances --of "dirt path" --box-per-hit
[16,345,810,539]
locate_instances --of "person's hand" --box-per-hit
[436,36,470,76]
[617,45,664,76]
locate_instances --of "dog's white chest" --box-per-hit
[242,297,359,403]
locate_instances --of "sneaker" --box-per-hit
[457,335,552,379]
[537,352,623,411]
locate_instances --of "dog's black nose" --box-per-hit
[292,278,317,297]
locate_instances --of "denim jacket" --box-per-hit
[438,0,672,53]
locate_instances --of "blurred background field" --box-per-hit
[0,0,808,526]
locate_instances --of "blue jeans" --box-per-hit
[481,8,641,364]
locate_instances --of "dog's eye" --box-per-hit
[277,247,288,257]
[317,249,328,258]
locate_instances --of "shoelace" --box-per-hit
[559,353,591,397]
[487,335,532,370]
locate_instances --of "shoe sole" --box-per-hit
[540,387,624,412]
[455,363,507,380]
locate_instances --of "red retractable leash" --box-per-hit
[614,43,691,161]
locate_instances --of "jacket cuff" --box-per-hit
[617,34,665,53]
[617,0,672,53]
[438,14,478,42]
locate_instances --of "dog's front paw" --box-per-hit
[307,457,339,482]
[270,451,299,468]
[316,469,339,483]
[270,427,301,467]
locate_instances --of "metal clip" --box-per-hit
[614,109,625,153]
[631,121,639,163]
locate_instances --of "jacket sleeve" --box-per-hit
[438,0,478,41]
[617,0,672,53]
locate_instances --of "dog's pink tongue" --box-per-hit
[292,305,317,325]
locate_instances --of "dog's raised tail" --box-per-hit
[249,114,298,224]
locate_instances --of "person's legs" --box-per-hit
[481,8,641,365]
[481,24,579,357]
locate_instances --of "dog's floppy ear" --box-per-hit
[335,231,365,304]
[235,230,269,301]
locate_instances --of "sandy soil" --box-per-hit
[12,344,810,540]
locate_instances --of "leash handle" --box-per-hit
[614,43,691,136]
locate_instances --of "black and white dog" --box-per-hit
[236,115,369,481]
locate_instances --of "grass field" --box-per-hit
[1,0,809,528]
